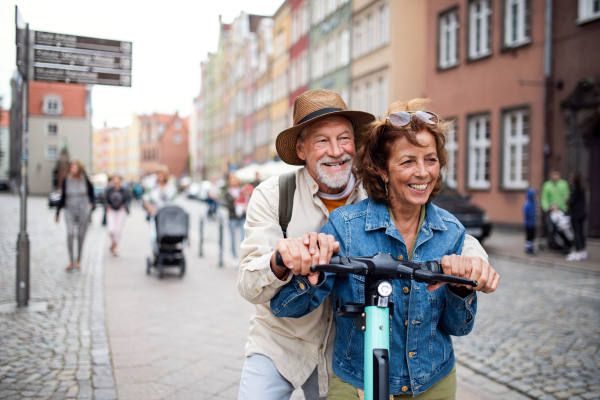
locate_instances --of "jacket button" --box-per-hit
[313,185,317,189]
[408,351,414,358]
[397,255,404,260]
[405,320,408,326]
[320,344,324,349]
[402,287,409,294]
[326,318,331,322]
[299,282,305,290]
[401,386,408,392]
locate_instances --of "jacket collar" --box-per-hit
[365,199,447,233]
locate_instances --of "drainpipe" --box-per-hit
[543,0,553,180]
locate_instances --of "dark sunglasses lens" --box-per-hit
[416,111,439,124]
[389,112,411,126]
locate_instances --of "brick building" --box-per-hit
[139,113,189,179]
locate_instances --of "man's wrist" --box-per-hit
[270,252,289,280]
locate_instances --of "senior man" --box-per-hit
[237,90,493,399]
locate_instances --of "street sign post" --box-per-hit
[12,7,132,308]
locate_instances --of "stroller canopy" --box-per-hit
[155,205,189,243]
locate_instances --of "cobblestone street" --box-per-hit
[454,257,600,400]
[1,193,599,400]
[0,194,116,400]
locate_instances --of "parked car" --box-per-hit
[48,189,62,208]
[432,185,492,243]
[187,182,201,199]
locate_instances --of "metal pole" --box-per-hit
[218,216,223,267]
[199,217,204,257]
[16,22,30,308]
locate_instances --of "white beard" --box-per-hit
[316,154,353,189]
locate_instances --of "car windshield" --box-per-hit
[436,185,466,201]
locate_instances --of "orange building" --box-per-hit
[139,113,189,179]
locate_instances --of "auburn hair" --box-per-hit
[70,159,86,178]
[356,99,451,207]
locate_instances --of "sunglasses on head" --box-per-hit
[387,111,439,127]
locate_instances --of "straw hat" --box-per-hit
[276,90,375,165]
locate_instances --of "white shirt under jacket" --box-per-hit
[237,166,489,397]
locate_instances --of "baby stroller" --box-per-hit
[539,209,573,253]
[146,205,189,278]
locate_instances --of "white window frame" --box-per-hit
[578,0,600,23]
[42,94,63,115]
[326,38,336,73]
[354,21,362,59]
[46,122,58,138]
[504,0,530,47]
[467,114,491,189]
[366,14,375,53]
[301,52,309,86]
[340,29,350,66]
[468,0,492,60]
[46,144,59,161]
[353,86,362,111]
[439,9,459,69]
[378,76,388,116]
[380,5,390,46]
[502,109,530,189]
[445,120,459,189]
[365,82,373,115]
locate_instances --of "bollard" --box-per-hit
[199,217,204,257]
[218,216,224,268]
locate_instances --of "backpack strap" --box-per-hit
[279,171,297,238]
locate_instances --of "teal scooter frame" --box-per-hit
[309,253,478,400]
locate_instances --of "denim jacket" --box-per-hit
[270,199,477,396]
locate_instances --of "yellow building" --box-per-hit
[270,0,291,160]
[351,0,426,117]
[126,115,141,182]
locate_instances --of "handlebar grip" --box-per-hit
[275,252,286,268]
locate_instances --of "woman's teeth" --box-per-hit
[409,183,428,191]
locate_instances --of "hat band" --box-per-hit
[296,108,344,125]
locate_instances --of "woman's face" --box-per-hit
[229,174,239,187]
[156,172,167,184]
[70,162,79,175]
[112,176,121,188]
[382,131,440,209]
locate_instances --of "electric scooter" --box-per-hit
[279,252,477,400]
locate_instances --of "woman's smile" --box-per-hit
[408,182,430,193]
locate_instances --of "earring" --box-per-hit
[384,181,388,196]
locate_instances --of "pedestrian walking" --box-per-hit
[105,175,131,256]
[236,90,493,399]
[224,173,246,268]
[523,188,537,255]
[566,173,587,261]
[206,179,220,220]
[143,165,177,256]
[55,160,95,271]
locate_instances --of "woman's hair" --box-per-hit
[70,159,86,178]
[356,99,451,206]
[572,173,584,191]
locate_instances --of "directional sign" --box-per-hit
[15,7,28,78]
[34,31,132,54]
[34,66,131,87]
[34,48,132,70]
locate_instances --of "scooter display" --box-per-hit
[276,252,477,400]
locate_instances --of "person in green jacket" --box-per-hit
[541,170,570,212]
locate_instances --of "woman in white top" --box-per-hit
[143,165,177,255]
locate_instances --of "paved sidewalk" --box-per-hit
[0,194,116,400]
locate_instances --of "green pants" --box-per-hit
[327,365,456,400]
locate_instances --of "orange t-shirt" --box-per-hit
[318,193,352,214]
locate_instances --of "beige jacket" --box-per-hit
[237,167,489,397]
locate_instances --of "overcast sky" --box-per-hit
[0,0,282,129]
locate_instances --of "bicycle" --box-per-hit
[277,252,477,400]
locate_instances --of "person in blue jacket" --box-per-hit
[270,100,499,399]
[523,188,537,255]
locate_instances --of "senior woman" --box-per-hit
[270,99,499,400]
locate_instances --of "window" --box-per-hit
[439,9,459,69]
[578,0,600,23]
[276,30,286,56]
[47,123,58,137]
[354,21,362,59]
[468,0,492,60]
[366,14,375,53]
[42,94,63,115]
[380,5,390,46]
[353,86,362,111]
[502,109,530,189]
[340,29,350,66]
[326,38,336,73]
[378,76,388,115]
[46,144,59,161]
[445,120,459,188]
[504,0,530,47]
[467,114,491,189]
[301,52,309,86]
[366,82,373,114]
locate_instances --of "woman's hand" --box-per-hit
[426,255,499,294]
[89,203,94,210]
[271,232,340,284]
[55,214,59,223]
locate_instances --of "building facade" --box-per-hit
[289,0,311,109]
[0,110,9,188]
[139,113,189,179]
[425,0,546,225]
[28,81,91,195]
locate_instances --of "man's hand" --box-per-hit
[270,232,340,285]
[426,255,500,294]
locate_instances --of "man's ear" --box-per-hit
[296,139,306,161]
